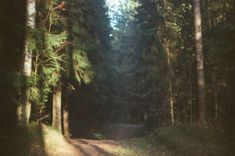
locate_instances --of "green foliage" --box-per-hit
[29,34,66,106]
[27,0,110,122]
[28,0,68,111]
[73,50,94,84]
[27,29,37,52]
[45,32,67,52]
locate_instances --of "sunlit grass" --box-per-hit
[39,124,79,156]
[5,123,78,156]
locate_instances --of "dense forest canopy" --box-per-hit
[0,0,235,155]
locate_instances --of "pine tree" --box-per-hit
[17,0,36,126]
[193,0,206,126]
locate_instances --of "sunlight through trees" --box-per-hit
[0,0,235,155]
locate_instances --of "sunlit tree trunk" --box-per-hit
[193,0,207,126]
[17,0,36,126]
[165,41,175,125]
[162,0,175,125]
[63,87,70,137]
[61,0,72,138]
[52,82,62,132]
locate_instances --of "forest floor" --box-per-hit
[65,138,159,156]
[1,123,235,156]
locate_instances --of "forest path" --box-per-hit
[43,122,162,156]
[7,123,164,156]
[65,137,163,156]
[67,139,121,156]
[60,124,151,156]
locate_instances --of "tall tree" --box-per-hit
[17,0,36,126]
[0,0,26,133]
[52,83,62,132]
[193,0,206,126]
[48,0,67,133]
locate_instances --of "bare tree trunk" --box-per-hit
[52,83,62,133]
[193,0,207,126]
[188,61,193,126]
[165,40,174,125]
[211,0,217,28]
[207,0,212,28]
[169,80,174,124]
[17,0,36,126]
[63,87,70,137]
[162,0,174,125]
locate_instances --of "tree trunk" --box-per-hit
[52,83,62,132]
[188,61,193,126]
[207,0,212,28]
[193,0,207,126]
[165,40,175,125]
[211,0,217,28]
[63,87,70,137]
[162,0,174,125]
[212,73,218,124]
[17,0,36,126]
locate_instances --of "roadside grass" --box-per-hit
[111,124,235,156]
[150,124,235,156]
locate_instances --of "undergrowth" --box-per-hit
[148,124,235,156]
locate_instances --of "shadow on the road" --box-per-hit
[68,139,114,156]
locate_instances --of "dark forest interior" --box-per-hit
[0,0,235,155]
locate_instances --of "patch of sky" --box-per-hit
[106,0,125,28]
